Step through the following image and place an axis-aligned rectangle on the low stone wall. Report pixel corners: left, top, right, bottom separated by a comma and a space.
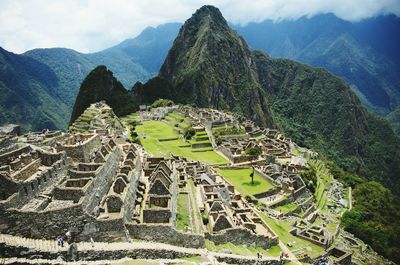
215, 255, 281, 265
143, 208, 171, 223
126, 223, 205, 248
58, 135, 100, 162
254, 187, 281, 199
0, 156, 66, 210
191, 142, 212, 148
0, 242, 198, 261
1, 204, 95, 240
12, 159, 41, 181
254, 168, 278, 186
0, 146, 31, 165
206, 228, 278, 249
218, 147, 257, 164
91, 218, 125, 242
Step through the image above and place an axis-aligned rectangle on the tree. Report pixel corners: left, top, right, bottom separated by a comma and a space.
184, 127, 195, 140
245, 146, 262, 157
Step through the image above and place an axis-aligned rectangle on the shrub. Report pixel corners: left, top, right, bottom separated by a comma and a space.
184, 127, 196, 140
245, 146, 262, 157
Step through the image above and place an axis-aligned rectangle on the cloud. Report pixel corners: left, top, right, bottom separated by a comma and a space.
0, 0, 399, 54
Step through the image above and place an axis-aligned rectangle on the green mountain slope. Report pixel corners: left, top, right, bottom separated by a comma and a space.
69, 65, 137, 125
24, 47, 150, 107
157, 6, 273, 127
0, 47, 69, 131
235, 14, 400, 119
253, 51, 400, 188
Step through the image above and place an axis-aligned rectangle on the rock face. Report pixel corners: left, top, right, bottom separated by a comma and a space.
158, 5, 274, 127
69, 66, 136, 125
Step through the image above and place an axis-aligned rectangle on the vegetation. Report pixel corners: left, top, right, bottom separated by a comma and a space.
215, 168, 274, 197
258, 212, 324, 258
157, 6, 274, 127
176, 193, 191, 232
70, 66, 139, 125
205, 240, 281, 257
0, 47, 70, 131
134, 119, 227, 164
150, 98, 174, 108
245, 146, 262, 157
183, 127, 196, 140
341, 181, 400, 263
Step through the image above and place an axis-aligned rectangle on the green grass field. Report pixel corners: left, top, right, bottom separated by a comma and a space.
135, 120, 227, 165
273, 203, 298, 214
176, 193, 190, 232
215, 168, 275, 197
205, 240, 281, 257
258, 212, 324, 258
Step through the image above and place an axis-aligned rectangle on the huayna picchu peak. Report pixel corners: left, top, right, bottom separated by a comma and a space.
1, 3, 400, 265
155, 5, 275, 127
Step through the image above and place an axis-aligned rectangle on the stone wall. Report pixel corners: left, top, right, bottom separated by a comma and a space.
58, 135, 101, 162
91, 218, 125, 242
217, 146, 256, 164
206, 227, 278, 249
143, 209, 171, 223
1, 204, 95, 240
0, 146, 31, 165
0, 242, 198, 261
82, 146, 123, 215
255, 168, 279, 186
0, 156, 66, 210
12, 159, 41, 181
123, 160, 141, 222
254, 187, 281, 199
126, 223, 205, 248
215, 255, 281, 265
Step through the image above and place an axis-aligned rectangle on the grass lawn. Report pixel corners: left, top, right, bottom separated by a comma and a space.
258, 212, 324, 258
274, 203, 298, 214
135, 120, 227, 165
176, 193, 190, 232
215, 168, 274, 197
188, 179, 203, 234
205, 240, 281, 257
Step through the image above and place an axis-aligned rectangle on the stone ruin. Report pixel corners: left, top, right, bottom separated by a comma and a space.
0, 103, 357, 264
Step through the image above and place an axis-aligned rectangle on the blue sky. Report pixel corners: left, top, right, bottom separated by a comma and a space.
1, 0, 399, 54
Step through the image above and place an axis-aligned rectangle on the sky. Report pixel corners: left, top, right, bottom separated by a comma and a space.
1, 0, 399, 54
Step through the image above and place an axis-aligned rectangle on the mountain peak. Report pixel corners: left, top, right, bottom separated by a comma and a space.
158, 5, 274, 127
191, 5, 225, 22
69, 65, 136, 125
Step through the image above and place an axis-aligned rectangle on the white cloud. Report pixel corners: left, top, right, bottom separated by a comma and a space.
0, 0, 399, 54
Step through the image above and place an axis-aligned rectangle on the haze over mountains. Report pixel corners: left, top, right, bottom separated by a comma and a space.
0, 11, 399, 132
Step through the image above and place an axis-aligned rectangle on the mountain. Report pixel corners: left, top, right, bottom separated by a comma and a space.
0, 24, 179, 131
234, 14, 400, 117
142, 5, 400, 190
23, 47, 150, 108
128, 6, 400, 261
0, 47, 69, 131
69, 65, 137, 125
103, 23, 181, 75
157, 6, 273, 127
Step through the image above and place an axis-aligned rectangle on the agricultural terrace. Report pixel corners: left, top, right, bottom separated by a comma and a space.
134, 117, 228, 165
